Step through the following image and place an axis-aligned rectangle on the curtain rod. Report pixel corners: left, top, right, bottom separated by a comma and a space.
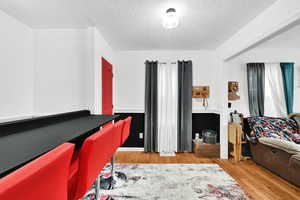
158, 62, 177, 64
144, 61, 177, 64
245, 62, 295, 65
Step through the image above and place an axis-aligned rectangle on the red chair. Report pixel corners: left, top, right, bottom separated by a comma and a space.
121, 117, 132, 145
0, 143, 75, 200
69, 124, 114, 200
108, 120, 125, 184
113, 120, 125, 152
104, 117, 132, 188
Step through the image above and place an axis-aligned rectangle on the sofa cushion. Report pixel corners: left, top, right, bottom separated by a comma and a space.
293, 116, 300, 128
259, 137, 300, 154
292, 116, 300, 143
291, 154, 300, 161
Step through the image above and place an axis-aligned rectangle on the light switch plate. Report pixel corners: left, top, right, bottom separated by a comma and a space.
139, 132, 143, 139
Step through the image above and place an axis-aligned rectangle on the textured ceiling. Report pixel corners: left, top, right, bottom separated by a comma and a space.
0, 0, 277, 50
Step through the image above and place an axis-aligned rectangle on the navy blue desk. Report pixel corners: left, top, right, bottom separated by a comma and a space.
0, 111, 117, 177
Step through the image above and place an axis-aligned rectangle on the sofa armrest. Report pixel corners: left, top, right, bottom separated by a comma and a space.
258, 138, 300, 154
288, 113, 300, 118
289, 155, 300, 187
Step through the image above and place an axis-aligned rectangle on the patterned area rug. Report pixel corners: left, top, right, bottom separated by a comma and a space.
91, 164, 251, 200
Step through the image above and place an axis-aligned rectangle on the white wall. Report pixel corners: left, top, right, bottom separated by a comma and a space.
114, 50, 222, 113
225, 48, 300, 116
0, 20, 115, 119
93, 28, 115, 114
0, 9, 34, 121
34, 27, 114, 115
34, 29, 90, 115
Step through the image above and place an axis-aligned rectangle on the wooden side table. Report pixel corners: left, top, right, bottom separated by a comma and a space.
228, 122, 245, 162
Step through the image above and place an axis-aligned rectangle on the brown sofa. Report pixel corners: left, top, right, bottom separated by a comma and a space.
250, 141, 300, 187
243, 114, 300, 187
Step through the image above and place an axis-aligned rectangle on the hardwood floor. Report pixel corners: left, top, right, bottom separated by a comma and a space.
115, 152, 300, 200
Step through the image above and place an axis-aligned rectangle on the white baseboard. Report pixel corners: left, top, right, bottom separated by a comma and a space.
117, 147, 144, 152
159, 152, 176, 157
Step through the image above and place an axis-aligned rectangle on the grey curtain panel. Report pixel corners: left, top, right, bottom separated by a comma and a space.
144, 61, 158, 152
178, 60, 193, 152
247, 63, 265, 117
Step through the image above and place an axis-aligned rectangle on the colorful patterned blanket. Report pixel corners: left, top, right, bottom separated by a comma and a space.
247, 117, 300, 144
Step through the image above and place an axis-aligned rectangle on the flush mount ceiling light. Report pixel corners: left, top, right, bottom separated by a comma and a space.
162, 8, 179, 29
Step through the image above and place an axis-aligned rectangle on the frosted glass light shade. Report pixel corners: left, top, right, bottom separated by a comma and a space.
162, 8, 179, 29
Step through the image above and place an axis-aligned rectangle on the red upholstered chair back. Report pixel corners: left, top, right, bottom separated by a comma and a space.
72, 125, 114, 200
121, 117, 132, 145
0, 143, 74, 200
113, 120, 125, 151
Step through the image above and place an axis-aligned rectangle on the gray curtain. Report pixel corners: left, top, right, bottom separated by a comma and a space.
144, 61, 158, 152
247, 63, 265, 117
178, 60, 193, 152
